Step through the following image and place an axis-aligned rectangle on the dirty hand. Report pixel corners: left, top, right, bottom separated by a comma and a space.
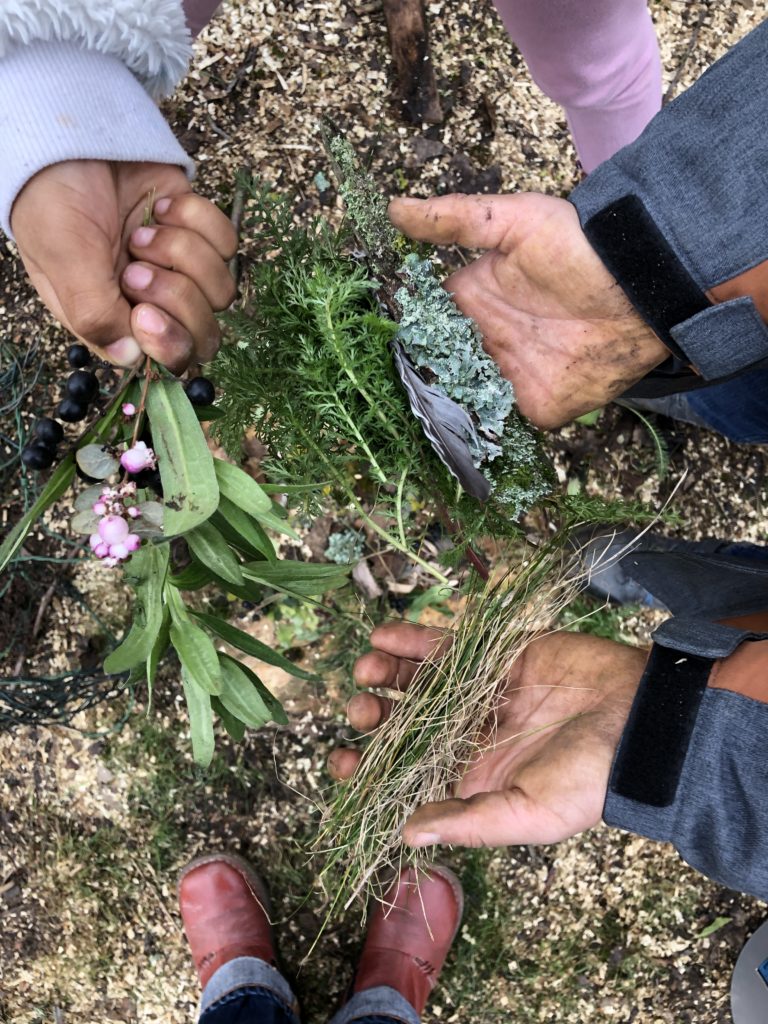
11, 160, 237, 373
389, 193, 668, 429
329, 623, 647, 848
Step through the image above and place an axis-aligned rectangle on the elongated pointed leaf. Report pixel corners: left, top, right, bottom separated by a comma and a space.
218, 654, 283, 728
211, 695, 246, 741
167, 585, 222, 695
221, 653, 288, 725
191, 611, 318, 680
186, 520, 244, 586
146, 379, 218, 534
103, 544, 169, 674
212, 497, 276, 561
182, 669, 215, 766
242, 559, 349, 598
169, 559, 216, 590
214, 458, 271, 515
0, 456, 75, 573
146, 606, 171, 708
250, 506, 300, 541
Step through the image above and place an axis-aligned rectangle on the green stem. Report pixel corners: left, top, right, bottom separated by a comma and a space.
395, 466, 408, 550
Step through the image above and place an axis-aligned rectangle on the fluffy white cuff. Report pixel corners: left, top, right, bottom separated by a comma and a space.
0, 0, 191, 97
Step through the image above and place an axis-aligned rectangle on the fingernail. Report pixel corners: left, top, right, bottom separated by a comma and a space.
132, 226, 156, 247
410, 832, 441, 847
105, 336, 141, 366
136, 305, 167, 335
123, 263, 153, 289
154, 197, 172, 215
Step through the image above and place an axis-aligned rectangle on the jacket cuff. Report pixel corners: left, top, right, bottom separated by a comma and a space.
0, 40, 195, 239
604, 623, 768, 900
569, 20, 768, 393
0, 0, 191, 98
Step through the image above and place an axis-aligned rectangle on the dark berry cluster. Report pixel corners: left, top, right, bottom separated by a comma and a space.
21, 344, 99, 472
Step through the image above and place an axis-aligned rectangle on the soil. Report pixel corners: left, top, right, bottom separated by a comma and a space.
2, 2, 768, 1023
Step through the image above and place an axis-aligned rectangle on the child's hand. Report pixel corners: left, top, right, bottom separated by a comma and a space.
11, 160, 237, 373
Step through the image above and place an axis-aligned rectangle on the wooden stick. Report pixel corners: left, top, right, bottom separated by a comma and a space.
382, 0, 443, 124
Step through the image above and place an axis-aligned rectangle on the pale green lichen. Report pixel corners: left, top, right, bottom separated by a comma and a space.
325, 529, 364, 565
328, 136, 399, 267
395, 253, 514, 462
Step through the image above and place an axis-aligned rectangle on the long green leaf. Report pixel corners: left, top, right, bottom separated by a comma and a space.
242, 559, 349, 598
214, 458, 271, 515
1, 383, 126, 573
146, 379, 219, 534
182, 669, 215, 766
218, 653, 287, 727
211, 695, 246, 741
103, 545, 170, 674
0, 456, 75, 573
250, 506, 300, 541
167, 585, 222, 695
212, 497, 276, 561
186, 520, 244, 586
146, 606, 171, 708
169, 559, 216, 590
221, 653, 288, 725
191, 611, 318, 680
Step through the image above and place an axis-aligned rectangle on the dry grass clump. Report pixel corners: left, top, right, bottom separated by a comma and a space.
312, 541, 586, 920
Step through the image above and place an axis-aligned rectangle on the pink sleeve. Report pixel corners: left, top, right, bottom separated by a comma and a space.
183, 0, 222, 36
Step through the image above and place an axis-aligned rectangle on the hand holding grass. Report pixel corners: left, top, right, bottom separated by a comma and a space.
389, 193, 668, 429
330, 622, 648, 849
12, 159, 237, 372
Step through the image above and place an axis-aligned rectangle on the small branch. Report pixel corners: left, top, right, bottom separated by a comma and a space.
382, 0, 443, 124
228, 170, 249, 284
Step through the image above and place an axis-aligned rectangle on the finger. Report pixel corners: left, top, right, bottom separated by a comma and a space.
353, 650, 422, 692
388, 194, 532, 252
347, 692, 393, 731
369, 622, 452, 661
403, 790, 553, 848
327, 747, 362, 781
122, 263, 221, 366
152, 193, 238, 260
128, 304, 193, 375
129, 225, 236, 310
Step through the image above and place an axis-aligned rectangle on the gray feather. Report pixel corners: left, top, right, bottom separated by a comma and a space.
392, 341, 491, 501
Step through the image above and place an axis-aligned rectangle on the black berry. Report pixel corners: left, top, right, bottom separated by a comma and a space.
34, 417, 64, 446
65, 370, 99, 403
67, 344, 92, 369
56, 397, 88, 422
185, 377, 215, 406
21, 444, 55, 470
131, 467, 163, 496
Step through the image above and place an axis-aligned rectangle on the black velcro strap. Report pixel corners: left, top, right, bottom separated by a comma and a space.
610, 644, 714, 807
584, 195, 710, 360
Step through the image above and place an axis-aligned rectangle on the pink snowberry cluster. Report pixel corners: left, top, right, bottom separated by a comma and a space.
120, 440, 156, 474
89, 480, 143, 568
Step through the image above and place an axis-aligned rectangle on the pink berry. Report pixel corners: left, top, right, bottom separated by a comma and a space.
98, 515, 129, 545
122, 402, 136, 417
120, 441, 156, 474
124, 534, 141, 552
109, 543, 129, 560
92, 501, 107, 516
94, 542, 110, 558
126, 506, 141, 518
89, 533, 101, 551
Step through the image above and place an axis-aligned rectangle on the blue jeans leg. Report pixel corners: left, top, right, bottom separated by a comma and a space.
198, 958, 300, 1024
628, 367, 768, 444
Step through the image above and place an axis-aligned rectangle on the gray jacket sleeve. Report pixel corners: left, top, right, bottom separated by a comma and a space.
0, 0, 223, 237
570, 19, 768, 393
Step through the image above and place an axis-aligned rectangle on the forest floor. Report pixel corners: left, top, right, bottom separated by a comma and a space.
2, 1, 768, 1022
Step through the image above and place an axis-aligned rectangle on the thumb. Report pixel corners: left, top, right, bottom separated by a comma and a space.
15, 218, 140, 368
388, 193, 527, 252
403, 790, 550, 848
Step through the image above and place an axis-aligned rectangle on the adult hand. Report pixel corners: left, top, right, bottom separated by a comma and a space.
389, 193, 668, 429
330, 623, 647, 848
11, 160, 237, 373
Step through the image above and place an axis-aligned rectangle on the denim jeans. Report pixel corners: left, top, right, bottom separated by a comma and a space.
628, 366, 768, 444
197, 958, 420, 1024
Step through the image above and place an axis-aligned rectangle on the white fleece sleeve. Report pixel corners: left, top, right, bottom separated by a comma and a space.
0, 39, 195, 238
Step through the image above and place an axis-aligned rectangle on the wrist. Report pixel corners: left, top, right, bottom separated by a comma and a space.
709, 265, 768, 325
709, 638, 768, 702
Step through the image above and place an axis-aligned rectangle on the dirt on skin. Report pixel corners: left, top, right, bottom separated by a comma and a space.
2, 2, 768, 1023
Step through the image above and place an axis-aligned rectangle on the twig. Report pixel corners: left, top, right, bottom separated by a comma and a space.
664, 5, 708, 104
228, 171, 249, 284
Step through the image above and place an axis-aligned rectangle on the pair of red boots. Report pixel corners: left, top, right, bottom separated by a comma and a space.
179, 854, 463, 1018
